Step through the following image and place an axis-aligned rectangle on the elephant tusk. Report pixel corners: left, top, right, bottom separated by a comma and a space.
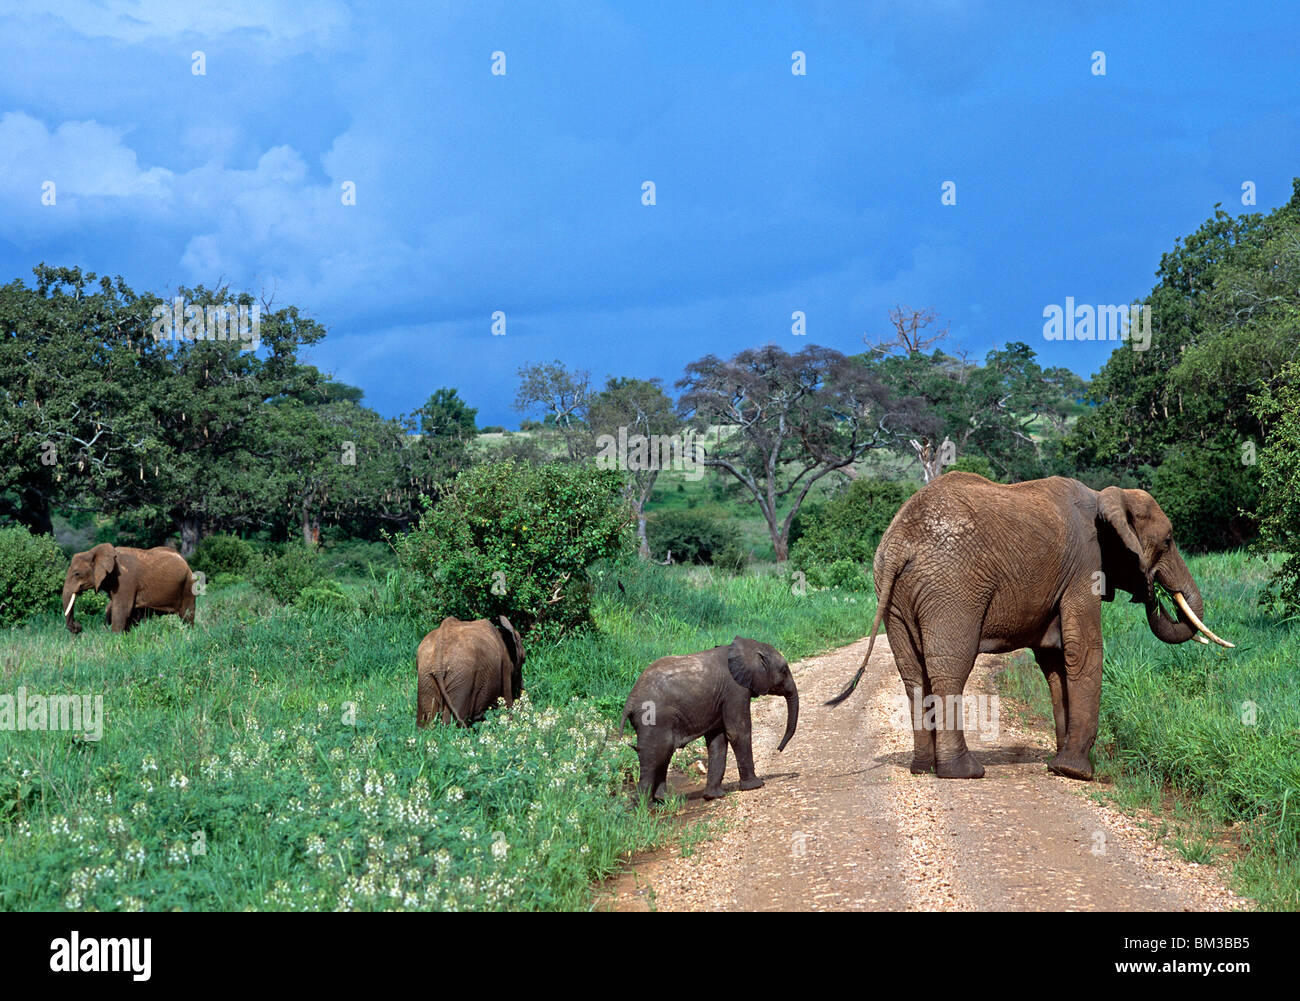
64, 595, 76, 617
1193, 635, 1210, 645
1173, 592, 1235, 648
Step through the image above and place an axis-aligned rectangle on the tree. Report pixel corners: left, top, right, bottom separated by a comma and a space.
863, 309, 1083, 482
513, 360, 590, 460
0, 266, 163, 535
1064, 179, 1300, 548
587, 377, 678, 557
677, 343, 902, 562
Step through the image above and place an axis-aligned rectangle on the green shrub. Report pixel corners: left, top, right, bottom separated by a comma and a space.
252, 545, 326, 605
824, 558, 871, 590
945, 455, 998, 480
0, 526, 66, 627
1151, 441, 1259, 552
1253, 362, 1300, 615
790, 478, 914, 587
396, 460, 633, 633
646, 507, 741, 566
319, 539, 396, 579
190, 534, 256, 576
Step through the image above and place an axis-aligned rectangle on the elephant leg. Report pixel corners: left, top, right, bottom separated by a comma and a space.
1032, 647, 1069, 755
181, 589, 196, 625
1050, 597, 1103, 780
109, 598, 129, 634
722, 700, 764, 792
635, 740, 657, 799
920, 622, 983, 779
889, 620, 934, 774
703, 729, 730, 799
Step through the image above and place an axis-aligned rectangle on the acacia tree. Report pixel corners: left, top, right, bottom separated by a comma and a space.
513, 360, 590, 460
587, 377, 678, 558
677, 343, 907, 562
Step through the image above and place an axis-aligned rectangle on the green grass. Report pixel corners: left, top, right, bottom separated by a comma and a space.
996, 551, 1300, 910
0, 560, 870, 911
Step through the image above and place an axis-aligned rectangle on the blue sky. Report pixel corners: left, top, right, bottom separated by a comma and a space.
2, 1, 1297, 427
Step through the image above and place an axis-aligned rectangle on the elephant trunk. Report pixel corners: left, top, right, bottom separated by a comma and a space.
776, 685, 799, 752
1145, 547, 1202, 645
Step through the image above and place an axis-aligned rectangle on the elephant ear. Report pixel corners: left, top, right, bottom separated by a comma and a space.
1097, 487, 1152, 598
496, 615, 524, 667
1097, 488, 1146, 567
90, 545, 118, 590
727, 637, 773, 695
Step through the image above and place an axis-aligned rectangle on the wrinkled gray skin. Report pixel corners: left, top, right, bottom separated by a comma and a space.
63, 543, 196, 634
621, 637, 799, 801
416, 615, 525, 727
827, 473, 1232, 781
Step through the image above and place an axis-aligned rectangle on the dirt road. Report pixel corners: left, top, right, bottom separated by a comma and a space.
601, 636, 1245, 911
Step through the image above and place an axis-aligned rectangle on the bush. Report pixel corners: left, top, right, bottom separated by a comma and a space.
396, 460, 633, 634
1151, 441, 1259, 552
824, 558, 872, 590
0, 526, 66, 627
251, 545, 326, 605
190, 534, 256, 577
945, 455, 998, 480
790, 478, 914, 587
1254, 362, 1300, 614
319, 539, 396, 579
646, 507, 741, 566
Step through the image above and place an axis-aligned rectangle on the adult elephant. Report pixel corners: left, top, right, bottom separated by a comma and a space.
827, 472, 1233, 781
415, 615, 525, 727
63, 543, 197, 634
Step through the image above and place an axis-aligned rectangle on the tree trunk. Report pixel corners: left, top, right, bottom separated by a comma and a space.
179, 514, 202, 557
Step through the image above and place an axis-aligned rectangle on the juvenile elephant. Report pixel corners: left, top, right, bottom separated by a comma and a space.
63, 544, 196, 634
415, 615, 525, 727
621, 637, 799, 801
827, 472, 1233, 781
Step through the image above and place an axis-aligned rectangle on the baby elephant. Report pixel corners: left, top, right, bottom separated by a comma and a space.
416, 615, 525, 727
621, 637, 799, 801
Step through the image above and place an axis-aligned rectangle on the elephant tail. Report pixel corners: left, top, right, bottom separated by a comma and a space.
824, 555, 906, 708
617, 706, 640, 750
430, 671, 466, 727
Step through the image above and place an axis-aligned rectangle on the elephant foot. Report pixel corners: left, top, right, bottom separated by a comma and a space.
935, 751, 985, 779
909, 752, 936, 774
738, 776, 765, 791
1048, 752, 1094, 781
702, 786, 726, 800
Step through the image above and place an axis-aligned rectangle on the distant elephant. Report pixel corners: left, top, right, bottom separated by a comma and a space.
621, 637, 799, 801
415, 615, 525, 727
63, 544, 197, 635
827, 472, 1233, 781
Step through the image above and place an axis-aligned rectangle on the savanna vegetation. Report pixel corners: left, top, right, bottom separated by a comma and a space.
1, 181, 1299, 909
